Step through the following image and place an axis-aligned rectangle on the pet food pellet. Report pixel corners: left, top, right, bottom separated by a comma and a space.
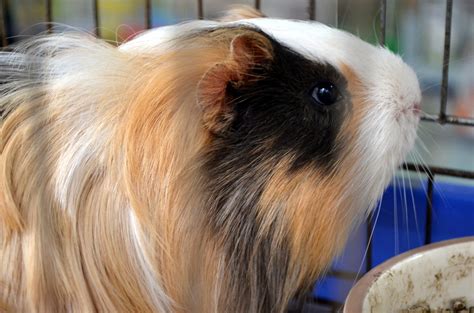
408, 303, 430, 313
453, 300, 467, 311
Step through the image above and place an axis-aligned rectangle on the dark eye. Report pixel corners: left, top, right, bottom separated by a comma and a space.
311, 82, 339, 106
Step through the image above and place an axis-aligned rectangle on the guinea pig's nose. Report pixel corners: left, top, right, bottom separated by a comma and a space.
411, 102, 422, 115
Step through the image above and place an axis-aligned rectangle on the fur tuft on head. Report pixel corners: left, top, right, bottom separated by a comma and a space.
218, 5, 266, 22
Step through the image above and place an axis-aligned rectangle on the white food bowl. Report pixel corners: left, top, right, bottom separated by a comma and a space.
344, 236, 474, 312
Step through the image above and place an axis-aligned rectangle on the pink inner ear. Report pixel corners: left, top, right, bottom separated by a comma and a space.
198, 32, 273, 134
198, 64, 235, 134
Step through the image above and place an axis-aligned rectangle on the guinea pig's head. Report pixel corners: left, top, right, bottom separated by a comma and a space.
124, 16, 421, 298
199, 18, 422, 189
194, 21, 419, 235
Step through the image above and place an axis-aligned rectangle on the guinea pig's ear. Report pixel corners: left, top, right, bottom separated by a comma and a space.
197, 32, 273, 135
218, 5, 266, 22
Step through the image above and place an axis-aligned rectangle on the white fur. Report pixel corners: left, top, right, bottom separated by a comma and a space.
1, 17, 421, 312
129, 210, 172, 312
247, 19, 421, 220
122, 18, 421, 217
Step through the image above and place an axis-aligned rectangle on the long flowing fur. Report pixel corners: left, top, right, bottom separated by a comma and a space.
0, 29, 341, 313
0, 29, 291, 313
1, 33, 174, 312
1, 12, 421, 312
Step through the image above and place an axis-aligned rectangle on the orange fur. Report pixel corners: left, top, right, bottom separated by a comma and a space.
0, 20, 383, 312
0, 28, 277, 313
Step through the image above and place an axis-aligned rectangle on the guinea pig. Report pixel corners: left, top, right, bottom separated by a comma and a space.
0, 6, 421, 313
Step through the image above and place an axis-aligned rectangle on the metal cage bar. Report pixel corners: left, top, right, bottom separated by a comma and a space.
418, 0, 472, 128
421, 114, 474, 127
403, 163, 474, 180
255, 0, 261, 11
46, 0, 52, 33
93, 0, 100, 37
439, 0, 453, 123
424, 172, 435, 245
365, 217, 373, 272
0, 0, 7, 47
308, 0, 315, 21
312, 297, 343, 312
379, 0, 386, 46
145, 0, 152, 29
197, 0, 203, 20
313, 0, 471, 310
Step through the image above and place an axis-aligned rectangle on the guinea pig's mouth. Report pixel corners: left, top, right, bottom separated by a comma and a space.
401, 102, 422, 116
395, 102, 422, 122
412, 102, 422, 116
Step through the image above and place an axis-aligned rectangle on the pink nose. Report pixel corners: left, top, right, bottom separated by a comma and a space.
412, 102, 422, 115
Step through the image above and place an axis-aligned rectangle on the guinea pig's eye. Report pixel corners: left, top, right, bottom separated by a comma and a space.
311, 82, 339, 106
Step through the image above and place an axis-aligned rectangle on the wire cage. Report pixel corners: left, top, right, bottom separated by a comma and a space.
1, 0, 473, 312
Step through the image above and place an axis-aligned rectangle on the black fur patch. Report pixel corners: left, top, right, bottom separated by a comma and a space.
201, 28, 352, 312
225, 37, 350, 171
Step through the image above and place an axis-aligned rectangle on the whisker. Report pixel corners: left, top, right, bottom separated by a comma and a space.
421, 82, 442, 93
412, 150, 435, 182
371, 6, 380, 46
414, 134, 434, 156
400, 168, 411, 248
396, 15, 401, 56
393, 174, 399, 255
408, 155, 431, 207
352, 199, 383, 287
420, 111, 444, 122
409, 153, 442, 235
340, 0, 351, 29
405, 166, 422, 245
417, 124, 439, 148
412, 150, 453, 213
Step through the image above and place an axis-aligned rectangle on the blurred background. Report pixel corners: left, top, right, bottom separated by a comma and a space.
1, 0, 473, 311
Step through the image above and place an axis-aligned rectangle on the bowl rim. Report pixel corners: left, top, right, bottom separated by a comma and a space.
343, 236, 474, 313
